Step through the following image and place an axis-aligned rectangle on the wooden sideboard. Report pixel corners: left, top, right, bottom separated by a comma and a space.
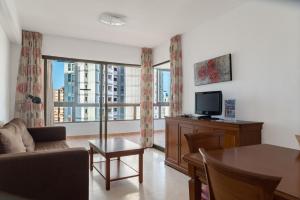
165, 117, 263, 174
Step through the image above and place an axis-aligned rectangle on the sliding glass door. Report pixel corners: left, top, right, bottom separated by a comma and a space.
46, 57, 141, 123
153, 61, 171, 149
44, 56, 141, 147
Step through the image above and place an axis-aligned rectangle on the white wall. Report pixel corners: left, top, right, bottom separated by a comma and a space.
153, 40, 169, 65
0, 0, 21, 123
154, 0, 300, 149
9, 43, 20, 119
0, 0, 21, 43
43, 34, 141, 65
0, 25, 11, 123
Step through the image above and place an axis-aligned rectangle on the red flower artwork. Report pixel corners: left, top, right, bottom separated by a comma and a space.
207, 60, 220, 83
198, 65, 207, 80
195, 54, 231, 86
197, 60, 220, 83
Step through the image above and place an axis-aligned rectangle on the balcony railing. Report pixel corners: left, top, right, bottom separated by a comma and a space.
53, 102, 169, 123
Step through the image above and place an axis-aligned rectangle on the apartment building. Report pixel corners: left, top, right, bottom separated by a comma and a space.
53, 87, 64, 122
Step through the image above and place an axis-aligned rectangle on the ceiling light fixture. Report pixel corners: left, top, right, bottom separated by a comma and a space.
99, 13, 126, 26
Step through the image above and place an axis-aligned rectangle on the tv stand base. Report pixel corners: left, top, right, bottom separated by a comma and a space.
197, 116, 219, 120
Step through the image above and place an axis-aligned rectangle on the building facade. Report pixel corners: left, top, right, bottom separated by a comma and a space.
53, 87, 64, 122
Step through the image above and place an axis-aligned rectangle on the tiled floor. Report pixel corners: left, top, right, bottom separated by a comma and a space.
67, 136, 189, 200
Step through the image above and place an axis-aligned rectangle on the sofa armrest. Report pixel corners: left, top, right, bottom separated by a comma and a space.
27, 126, 66, 142
0, 148, 89, 200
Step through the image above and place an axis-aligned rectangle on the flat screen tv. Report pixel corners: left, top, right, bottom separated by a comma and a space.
195, 91, 222, 118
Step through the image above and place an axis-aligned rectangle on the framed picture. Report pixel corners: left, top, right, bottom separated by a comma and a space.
224, 99, 236, 120
194, 54, 232, 86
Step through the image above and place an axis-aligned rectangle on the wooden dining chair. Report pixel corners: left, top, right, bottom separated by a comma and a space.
184, 131, 224, 200
199, 148, 282, 200
184, 131, 224, 153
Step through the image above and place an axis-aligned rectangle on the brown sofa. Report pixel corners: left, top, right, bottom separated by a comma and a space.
0, 119, 89, 200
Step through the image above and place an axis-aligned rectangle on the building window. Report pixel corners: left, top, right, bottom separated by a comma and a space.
108, 97, 112, 102
68, 74, 72, 82
114, 77, 117, 81
113, 97, 118, 102
85, 73, 88, 78
114, 87, 117, 92
107, 85, 112, 91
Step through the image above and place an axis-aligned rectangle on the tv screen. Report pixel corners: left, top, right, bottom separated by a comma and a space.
195, 91, 222, 116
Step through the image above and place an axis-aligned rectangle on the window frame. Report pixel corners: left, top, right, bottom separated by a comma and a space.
43, 55, 141, 123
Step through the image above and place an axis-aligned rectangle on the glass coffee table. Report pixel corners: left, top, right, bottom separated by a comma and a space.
89, 138, 144, 190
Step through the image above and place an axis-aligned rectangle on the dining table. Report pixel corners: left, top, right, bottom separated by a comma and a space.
183, 144, 300, 200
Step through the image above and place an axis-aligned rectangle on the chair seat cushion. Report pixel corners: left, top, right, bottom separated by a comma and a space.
0, 123, 26, 154
35, 141, 69, 151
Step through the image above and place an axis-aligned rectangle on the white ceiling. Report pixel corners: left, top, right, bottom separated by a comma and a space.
14, 0, 245, 47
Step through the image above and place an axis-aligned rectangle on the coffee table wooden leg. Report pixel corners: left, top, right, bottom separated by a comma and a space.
105, 157, 110, 190
139, 153, 143, 183
89, 147, 93, 171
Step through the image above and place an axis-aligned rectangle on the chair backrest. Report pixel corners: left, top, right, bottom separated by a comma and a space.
199, 149, 281, 200
184, 131, 224, 153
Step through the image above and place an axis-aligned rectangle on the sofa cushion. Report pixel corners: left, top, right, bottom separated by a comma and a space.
0, 123, 26, 154
35, 141, 69, 152
10, 118, 35, 152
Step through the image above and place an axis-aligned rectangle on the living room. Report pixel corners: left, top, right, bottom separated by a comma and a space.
0, 0, 299, 200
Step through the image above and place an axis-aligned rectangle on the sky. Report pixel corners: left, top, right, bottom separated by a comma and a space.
52, 61, 64, 89
162, 71, 170, 94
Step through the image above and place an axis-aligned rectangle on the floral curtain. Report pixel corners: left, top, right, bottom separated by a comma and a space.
14, 30, 44, 128
140, 48, 153, 148
170, 35, 183, 116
